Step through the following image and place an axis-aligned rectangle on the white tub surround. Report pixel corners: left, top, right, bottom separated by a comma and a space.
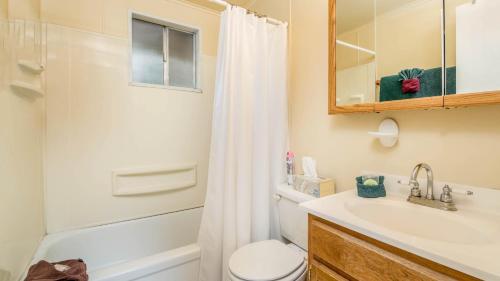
29, 208, 203, 281
90, 245, 200, 281
301, 173, 500, 281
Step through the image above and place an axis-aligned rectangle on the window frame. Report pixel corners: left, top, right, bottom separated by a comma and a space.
129, 11, 202, 93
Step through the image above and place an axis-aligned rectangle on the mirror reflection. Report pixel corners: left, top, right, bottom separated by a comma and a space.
336, 0, 444, 105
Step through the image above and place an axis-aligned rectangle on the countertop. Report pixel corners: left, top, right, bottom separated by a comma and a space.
300, 178, 500, 281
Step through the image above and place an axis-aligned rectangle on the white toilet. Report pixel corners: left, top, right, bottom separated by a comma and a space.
228, 184, 315, 281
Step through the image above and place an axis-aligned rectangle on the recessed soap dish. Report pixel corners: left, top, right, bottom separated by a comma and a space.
10, 81, 44, 98
18, 60, 45, 74
369, 118, 399, 147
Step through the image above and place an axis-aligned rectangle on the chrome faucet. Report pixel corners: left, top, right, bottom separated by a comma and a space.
409, 163, 434, 200
406, 163, 457, 211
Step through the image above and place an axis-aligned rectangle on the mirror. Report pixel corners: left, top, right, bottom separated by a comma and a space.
334, 0, 444, 107
445, 0, 500, 95
335, 0, 376, 106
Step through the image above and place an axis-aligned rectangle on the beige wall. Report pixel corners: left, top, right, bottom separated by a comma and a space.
0, 0, 7, 20
0, 0, 41, 21
290, 0, 500, 192
9, 0, 40, 21
42, 0, 219, 233
0, 19, 45, 281
247, 0, 290, 22
1, 0, 41, 21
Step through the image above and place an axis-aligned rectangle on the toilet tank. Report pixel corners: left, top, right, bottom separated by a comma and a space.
276, 184, 316, 250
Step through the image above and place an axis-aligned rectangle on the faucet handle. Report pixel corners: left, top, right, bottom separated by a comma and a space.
440, 185, 453, 203
399, 178, 421, 197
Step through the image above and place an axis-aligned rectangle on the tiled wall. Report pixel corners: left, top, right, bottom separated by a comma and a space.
40, 0, 219, 55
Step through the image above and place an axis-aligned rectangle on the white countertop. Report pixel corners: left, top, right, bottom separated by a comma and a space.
300, 174, 500, 281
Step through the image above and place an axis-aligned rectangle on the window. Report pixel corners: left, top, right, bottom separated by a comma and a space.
131, 14, 199, 90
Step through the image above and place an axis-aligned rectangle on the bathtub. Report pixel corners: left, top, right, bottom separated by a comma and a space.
29, 207, 203, 281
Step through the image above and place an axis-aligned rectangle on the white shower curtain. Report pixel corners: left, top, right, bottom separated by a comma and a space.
198, 6, 288, 281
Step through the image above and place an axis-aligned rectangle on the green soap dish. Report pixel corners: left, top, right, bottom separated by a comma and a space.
356, 176, 386, 198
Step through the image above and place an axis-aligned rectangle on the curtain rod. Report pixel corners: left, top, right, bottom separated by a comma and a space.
209, 0, 286, 26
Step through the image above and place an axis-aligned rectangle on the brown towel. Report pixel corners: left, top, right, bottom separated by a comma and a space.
24, 259, 88, 281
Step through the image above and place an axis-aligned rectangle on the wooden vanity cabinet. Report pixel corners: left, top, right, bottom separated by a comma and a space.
307, 215, 481, 281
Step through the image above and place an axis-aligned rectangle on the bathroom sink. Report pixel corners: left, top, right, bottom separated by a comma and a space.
344, 199, 496, 244
301, 179, 500, 280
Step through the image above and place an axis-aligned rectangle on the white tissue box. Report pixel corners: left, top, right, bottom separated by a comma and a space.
293, 175, 335, 198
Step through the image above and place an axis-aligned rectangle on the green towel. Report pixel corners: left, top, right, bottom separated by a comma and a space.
446, 67, 456, 95
380, 67, 457, 102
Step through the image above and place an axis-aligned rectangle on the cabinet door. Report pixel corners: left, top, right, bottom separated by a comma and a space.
310, 219, 453, 281
310, 262, 348, 281
330, 0, 445, 114
443, 0, 500, 108
308, 215, 480, 281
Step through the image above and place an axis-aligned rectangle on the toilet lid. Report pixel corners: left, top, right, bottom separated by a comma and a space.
229, 240, 305, 281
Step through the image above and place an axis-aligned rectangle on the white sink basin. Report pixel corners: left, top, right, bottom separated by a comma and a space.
344, 199, 497, 244
300, 177, 500, 280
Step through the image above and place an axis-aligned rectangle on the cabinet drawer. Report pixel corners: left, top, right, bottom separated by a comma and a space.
310, 219, 455, 281
310, 261, 348, 281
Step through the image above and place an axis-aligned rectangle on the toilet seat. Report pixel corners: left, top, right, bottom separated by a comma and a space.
228, 261, 307, 281
228, 240, 306, 281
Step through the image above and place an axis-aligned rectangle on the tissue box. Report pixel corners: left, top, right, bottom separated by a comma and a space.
293, 175, 335, 198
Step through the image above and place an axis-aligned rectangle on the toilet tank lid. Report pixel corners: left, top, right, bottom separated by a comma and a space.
229, 240, 305, 281
277, 184, 316, 203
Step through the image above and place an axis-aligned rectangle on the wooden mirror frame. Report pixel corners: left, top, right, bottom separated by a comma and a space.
328, 0, 500, 115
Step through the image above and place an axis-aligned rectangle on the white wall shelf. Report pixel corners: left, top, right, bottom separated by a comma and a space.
112, 164, 198, 196
336, 40, 376, 56
10, 81, 44, 98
